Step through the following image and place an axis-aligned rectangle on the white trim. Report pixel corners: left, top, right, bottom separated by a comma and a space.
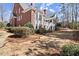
20, 15, 22, 20
16, 10, 17, 14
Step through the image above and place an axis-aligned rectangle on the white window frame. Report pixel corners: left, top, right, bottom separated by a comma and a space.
19, 16, 20, 21
17, 16, 20, 21
19, 8, 20, 14
20, 15, 22, 20
16, 10, 17, 14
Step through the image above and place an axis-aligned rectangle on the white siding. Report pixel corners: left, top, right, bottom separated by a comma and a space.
34, 10, 56, 31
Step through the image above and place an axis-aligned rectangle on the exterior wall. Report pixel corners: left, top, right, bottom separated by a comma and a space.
35, 11, 46, 30
20, 10, 31, 25
10, 3, 56, 31
10, 3, 23, 26
10, 3, 32, 26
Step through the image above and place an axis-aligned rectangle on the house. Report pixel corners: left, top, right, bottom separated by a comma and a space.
10, 3, 57, 31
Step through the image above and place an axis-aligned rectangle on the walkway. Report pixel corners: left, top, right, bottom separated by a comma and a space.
0, 30, 12, 47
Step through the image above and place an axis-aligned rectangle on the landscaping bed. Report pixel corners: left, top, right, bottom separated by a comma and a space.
54, 29, 79, 41
5, 27, 34, 38
0, 32, 78, 56
0, 28, 79, 56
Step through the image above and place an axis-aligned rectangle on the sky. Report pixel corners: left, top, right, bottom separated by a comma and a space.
3, 3, 13, 22
0, 3, 61, 22
35, 3, 61, 16
0, 3, 13, 22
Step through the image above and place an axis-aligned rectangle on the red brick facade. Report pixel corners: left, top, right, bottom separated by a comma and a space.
10, 3, 35, 26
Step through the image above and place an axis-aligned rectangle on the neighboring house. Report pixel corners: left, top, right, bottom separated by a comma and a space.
10, 3, 57, 31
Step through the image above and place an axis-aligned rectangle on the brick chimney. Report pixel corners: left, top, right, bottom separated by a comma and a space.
30, 3, 35, 9
43, 9, 47, 14
30, 3, 33, 6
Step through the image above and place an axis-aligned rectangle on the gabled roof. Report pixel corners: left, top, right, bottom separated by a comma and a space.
19, 3, 46, 17
20, 3, 37, 13
20, 3, 29, 10
20, 3, 44, 14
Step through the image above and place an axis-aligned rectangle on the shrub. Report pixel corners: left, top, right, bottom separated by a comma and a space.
39, 27, 46, 34
69, 22, 78, 29
5, 27, 14, 33
35, 29, 40, 34
35, 27, 46, 34
6, 23, 12, 27
0, 22, 5, 28
62, 44, 79, 56
24, 22, 34, 29
14, 27, 27, 37
55, 23, 61, 31
6, 27, 34, 38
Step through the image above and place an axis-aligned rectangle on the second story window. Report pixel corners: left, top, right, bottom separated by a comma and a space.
20, 15, 22, 20
17, 16, 20, 21
16, 10, 17, 14
19, 8, 20, 14
19, 16, 20, 21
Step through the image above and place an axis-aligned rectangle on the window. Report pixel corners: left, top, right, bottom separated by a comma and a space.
19, 8, 20, 14
17, 17, 18, 21
13, 13, 17, 16
17, 16, 20, 21
36, 13, 38, 20
46, 20, 48, 22
20, 15, 22, 20
19, 16, 20, 21
51, 26, 52, 30
16, 10, 17, 14
39, 14, 42, 20
50, 20, 52, 22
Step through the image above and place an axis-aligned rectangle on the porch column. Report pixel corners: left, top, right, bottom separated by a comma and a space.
37, 12, 39, 29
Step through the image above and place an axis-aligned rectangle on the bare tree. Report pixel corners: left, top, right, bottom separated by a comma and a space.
74, 3, 78, 29
60, 3, 79, 29
60, 3, 66, 27
0, 4, 5, 22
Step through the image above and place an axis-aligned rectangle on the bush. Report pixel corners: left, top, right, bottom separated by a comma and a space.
55, 23, 61, 30
24, 22, 34, 29
69, 22, 77, 29
62, 44, 79, 56
6, 23, 12, 27
5, 27, 14, 33
0, 22, 5, 28
35, 30, 40, 34
35, 27, 46, 34
39, 27, 46, 34
6, 27, 34, 38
